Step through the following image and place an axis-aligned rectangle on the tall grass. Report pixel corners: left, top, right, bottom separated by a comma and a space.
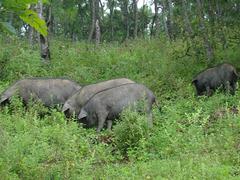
0, 36, 240, 179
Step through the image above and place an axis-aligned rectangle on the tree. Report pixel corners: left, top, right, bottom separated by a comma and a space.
181, 0, 192, 37
107, 0, 115, 40
88, 0, 101, 43
133, 0, 138, 39
151, 0, 161, 36
120, 0, 130, 40
37, 0, 50, 61
196, 0, 214, 61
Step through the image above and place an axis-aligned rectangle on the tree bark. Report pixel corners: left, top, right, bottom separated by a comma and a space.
162, 0, 170, 40
121, 0, 129, 40
29, 26, 34, 47
181, 0, 193, 36
37, 0, 50, 62
95, 19, 100, 45
152, 0, 160, 36
215, 1, 227, 49
133, 0, 138, 39
108, 0, 115, 40
88, 0, 96, 42
166, 0, 174, 40
196, 0, 214, 62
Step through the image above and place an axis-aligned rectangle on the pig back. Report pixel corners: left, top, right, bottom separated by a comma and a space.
85, 83, 155, 116
1, 78, 81, 107
75, 78, 135, 107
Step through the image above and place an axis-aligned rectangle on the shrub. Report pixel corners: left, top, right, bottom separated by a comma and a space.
113, 109, 150, 160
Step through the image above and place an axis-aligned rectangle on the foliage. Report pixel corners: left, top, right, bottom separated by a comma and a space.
0, 0, 48, 36
113, 109, 150, 160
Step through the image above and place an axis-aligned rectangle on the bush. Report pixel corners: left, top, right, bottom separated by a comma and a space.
113, 109, 151, 160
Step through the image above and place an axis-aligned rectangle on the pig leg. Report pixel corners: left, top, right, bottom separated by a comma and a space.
147, 111, 153, 128
230, 81, 237, 95
146, 101, 153, 128
107, 120, 113, 130
223, 81, 231, 94
96, 111, 109, 133
206, 86, 212, 96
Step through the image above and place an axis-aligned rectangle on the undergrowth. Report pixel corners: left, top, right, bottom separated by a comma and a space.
0, 36, 240, 179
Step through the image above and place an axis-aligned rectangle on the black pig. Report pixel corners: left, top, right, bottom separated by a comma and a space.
0, 78, 81, 107
192, 63, 238, 96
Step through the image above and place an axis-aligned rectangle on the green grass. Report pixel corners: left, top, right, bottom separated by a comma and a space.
0, 35, 240, 179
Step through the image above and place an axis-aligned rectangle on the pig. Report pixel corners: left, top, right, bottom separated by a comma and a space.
192, 63, 239, 96
65, 83, 156, 132
0, 78, 82, 107
62, 78, 135, 118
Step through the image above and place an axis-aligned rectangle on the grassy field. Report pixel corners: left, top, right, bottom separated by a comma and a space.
0, 36, 240, 179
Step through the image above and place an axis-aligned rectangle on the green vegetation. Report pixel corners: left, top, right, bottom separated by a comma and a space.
0, 35, 240, 179
0, 0, 48, 36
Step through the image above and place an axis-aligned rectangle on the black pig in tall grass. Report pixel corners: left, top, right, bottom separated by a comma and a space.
0, 78, 81, 107
63, 81, 155, 132
62, 78, 135, 119
192, 63, 239, 96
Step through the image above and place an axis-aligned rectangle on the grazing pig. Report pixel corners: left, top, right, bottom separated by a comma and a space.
0, 78, 81, 107
66, 83, 156, 132
192, 63, 239, 96
62, 78, 135, 118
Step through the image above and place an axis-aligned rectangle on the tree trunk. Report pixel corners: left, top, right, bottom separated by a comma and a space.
166, 0, 174, 40
133, 0, 138, 39
28, 4, 37, 47
29, 26, 34, 47
46, 4, 53, 35
88, 0, 96, 42
108, 0, 115, 40
152, 0, 160, 36
162, 0, 170, 40
95, 19, 100, 45
121, 0, 129, 40
37, 0, 50, 62
215, 1, 227, 49
141, 0, 146, 38
196, 0, 214, 62
182, 0, 193, 36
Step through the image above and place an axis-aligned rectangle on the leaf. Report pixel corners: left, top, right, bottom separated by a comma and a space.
0, 22, 17, 34
19, 10, 48, 36
2, 0, 32, 11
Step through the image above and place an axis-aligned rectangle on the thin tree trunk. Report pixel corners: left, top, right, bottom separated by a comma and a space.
162, 0, 170, 40
8, 12, 13, 25
122, 0, 129, 40
166, 0, 174, 40
46, 4, 52, 35
37, 0, 50, 62
108, 0, 115, 40
215, 1, 227, 49
182, 0, 193, 36
29, 26, 34, 47
88, 0, 96, 42
196, 0, 214, 62
150, 0, 157, 36
95, 19, 100, 45
153, 0, 160, 36
141, 0, 146, 38
133, 0, 138, 39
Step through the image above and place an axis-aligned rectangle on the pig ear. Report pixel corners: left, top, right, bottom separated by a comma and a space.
0, 96, 9, 104
62, 103, 70, 113
78, 108, 88, 119
192, 79, 198, 84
